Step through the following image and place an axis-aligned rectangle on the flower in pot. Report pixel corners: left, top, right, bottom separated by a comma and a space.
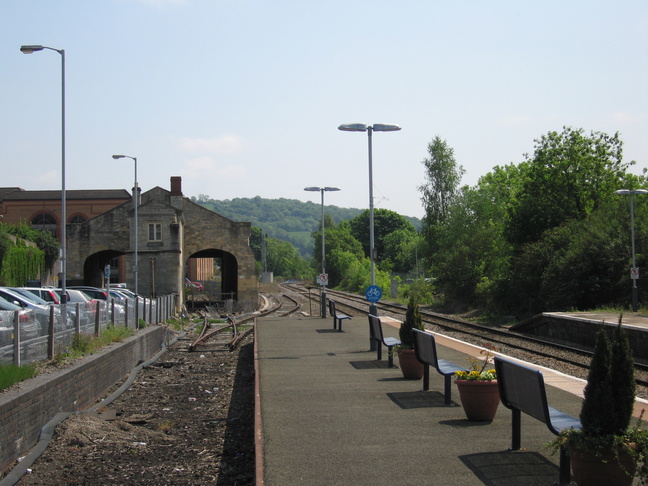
549, 315, 648, 485
394, 295, 425, 379
454, 345, 499, 421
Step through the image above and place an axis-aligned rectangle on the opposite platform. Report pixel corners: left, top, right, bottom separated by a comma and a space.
256, 315, 596, 486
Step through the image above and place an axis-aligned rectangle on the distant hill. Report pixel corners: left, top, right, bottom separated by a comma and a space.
191, 195, 421, 258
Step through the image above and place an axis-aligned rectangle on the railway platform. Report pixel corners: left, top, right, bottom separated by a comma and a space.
255, 314, 648, 486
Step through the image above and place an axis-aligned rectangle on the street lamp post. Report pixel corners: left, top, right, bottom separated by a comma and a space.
21, 44, 67, 313
615, 189, 648, 312
112, 155, 139, 296
304, 186, 341, 318
338, 123, 401, 315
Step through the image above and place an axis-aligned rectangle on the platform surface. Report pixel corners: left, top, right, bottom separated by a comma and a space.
255, 314, 643, 485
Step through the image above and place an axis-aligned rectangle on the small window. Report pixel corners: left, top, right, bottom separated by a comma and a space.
31, 212, 57, 237
70, 215, 87, 224
148, 223, 162, 242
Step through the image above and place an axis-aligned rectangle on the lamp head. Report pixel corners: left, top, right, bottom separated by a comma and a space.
20, 45, 44, 54
338, 123, 368, 132
616, 189, 648, 196
323, 187, 341, 192
372, 124, 401, 132
304, 187, 321, 192
112, 155, 125, 160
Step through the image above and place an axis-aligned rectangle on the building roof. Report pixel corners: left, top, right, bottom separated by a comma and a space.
0, 188, 131, 201
0, 187, 25, 199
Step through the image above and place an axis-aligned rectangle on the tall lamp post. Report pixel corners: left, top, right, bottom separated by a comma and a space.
338, 123, 401, 315
304, 186, 341, 318
112, 155, 139, 296
615, 188, 648, 312
20, 44, 67, 312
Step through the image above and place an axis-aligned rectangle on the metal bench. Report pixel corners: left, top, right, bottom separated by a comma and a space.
328, 299, 351, 331
368, 314, 401, 368
495, 356, 582, 485
412, 329, 467, 405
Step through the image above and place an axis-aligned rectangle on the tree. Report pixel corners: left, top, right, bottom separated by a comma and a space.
347, 208, 416, 269
311, 219, 364, 287
419, 135, 465, 231
507, 127, 631, 246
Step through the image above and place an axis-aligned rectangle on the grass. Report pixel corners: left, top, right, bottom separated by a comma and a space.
54, 325, 136, 364
0, 363, 38, 392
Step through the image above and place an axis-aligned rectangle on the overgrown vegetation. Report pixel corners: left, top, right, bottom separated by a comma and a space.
54, 325, 135, 364
0, 221, 59, 286
0, 363, 38, 391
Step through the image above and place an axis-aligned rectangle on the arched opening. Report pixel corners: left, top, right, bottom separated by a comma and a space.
77, 250, 125, 288
185, 249, 238, 309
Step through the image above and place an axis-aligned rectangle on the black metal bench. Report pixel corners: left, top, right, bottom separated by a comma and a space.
368, 314, 401, 368
494, 356, 582, 486
328, 299, 351, 332
413, 329, 467, 405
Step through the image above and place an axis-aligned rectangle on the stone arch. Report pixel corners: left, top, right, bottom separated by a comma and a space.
185, 248, 239, 301
82, 250, 125, 288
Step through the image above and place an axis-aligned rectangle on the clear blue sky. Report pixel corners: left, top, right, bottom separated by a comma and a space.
1, 0, 646, 220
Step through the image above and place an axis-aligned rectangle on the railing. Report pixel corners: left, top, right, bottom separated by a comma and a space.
0, 294, 178, 367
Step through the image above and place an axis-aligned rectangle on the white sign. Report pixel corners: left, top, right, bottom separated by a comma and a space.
317, 273, 329, 286
631, 267, 640, 280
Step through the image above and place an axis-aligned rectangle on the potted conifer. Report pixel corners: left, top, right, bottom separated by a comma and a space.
394, 295, 425, 379
550, 316, 648, 485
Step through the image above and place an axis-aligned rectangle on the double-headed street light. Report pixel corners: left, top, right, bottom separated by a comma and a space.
21, 44, 67, 310
113, 155, 139, 296
304, 186, 341, 318
615, 188, 648, 312
338, 123, 401, 315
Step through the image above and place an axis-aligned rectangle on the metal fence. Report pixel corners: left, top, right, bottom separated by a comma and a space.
0, 294, 178, 367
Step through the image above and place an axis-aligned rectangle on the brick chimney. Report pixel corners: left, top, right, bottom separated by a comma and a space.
171, 176, 183, 196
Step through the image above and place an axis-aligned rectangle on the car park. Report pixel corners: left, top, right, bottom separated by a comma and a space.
0, 287, 70, 332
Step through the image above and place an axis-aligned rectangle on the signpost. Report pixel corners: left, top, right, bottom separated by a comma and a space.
365, 285, 382, 315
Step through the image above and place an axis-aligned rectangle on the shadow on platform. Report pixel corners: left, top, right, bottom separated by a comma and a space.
460, 450, 560, 486
387, 390, 460, 409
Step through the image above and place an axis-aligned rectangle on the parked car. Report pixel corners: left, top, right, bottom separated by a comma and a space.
185, 278, 204, 291
0, 287, 51, 312
60, 289, 125, 324
0, 287, 72, 332
109, 290, 129, 304
0, 295, 40, 341
67, 286, 108, 301
15, 287, 61, 305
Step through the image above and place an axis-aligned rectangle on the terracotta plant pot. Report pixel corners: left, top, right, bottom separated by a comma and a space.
397, 349, 424, 379
455, 379, 500, 421
570, 445, 637, 486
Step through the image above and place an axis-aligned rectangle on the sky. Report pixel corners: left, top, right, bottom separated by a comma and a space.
1, 0, 646, 220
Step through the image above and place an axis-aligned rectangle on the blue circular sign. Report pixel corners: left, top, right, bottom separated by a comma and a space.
365, 285, 382, 303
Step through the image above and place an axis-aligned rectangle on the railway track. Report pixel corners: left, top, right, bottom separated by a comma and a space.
188, 291, 301, 351
282, 283, 648, 398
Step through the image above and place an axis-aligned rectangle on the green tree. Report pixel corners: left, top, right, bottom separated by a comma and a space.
347, 208, 416, 269
507, 127, 631, 246
419, 136, 464, 258
311, 219, 364, 287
